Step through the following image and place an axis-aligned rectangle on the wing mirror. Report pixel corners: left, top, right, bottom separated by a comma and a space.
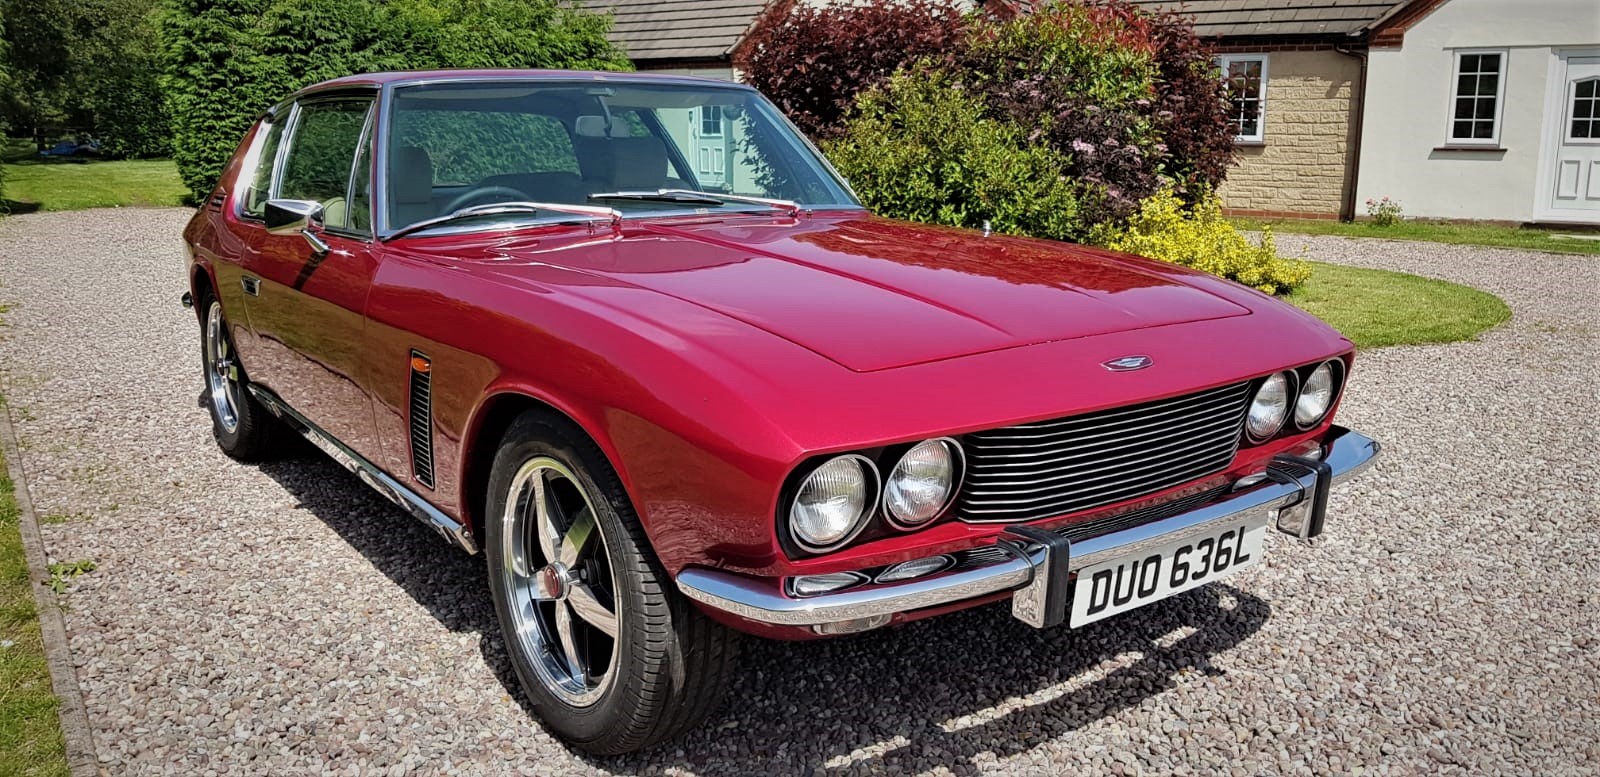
263, 198, 330, 256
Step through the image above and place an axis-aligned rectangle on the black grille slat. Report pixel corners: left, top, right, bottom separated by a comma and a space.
968, 394, 1246, 451
408, 352, 436, 489
957, 383, 1251, 523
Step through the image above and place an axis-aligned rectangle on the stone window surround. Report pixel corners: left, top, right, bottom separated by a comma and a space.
1218, 53, 1270, 144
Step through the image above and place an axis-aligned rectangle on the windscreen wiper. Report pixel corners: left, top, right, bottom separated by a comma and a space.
588, 189, 802, 216
385, 201, 621, 241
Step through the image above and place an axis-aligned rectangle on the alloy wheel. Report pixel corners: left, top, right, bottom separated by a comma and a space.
204, 301, 243, 434
501, 457, 622, 707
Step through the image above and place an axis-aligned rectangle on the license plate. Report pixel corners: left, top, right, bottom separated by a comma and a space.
1067, 522, 1266, 627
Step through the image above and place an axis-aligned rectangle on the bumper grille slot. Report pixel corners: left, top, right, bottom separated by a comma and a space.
958, 383, 1250, 523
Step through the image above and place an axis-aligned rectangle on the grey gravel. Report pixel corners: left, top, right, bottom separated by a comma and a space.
0, 209, 1596, 776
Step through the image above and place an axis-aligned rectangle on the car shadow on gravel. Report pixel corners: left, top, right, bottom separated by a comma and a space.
255, 449, 1270, 776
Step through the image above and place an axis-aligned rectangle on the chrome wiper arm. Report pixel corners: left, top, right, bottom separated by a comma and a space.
385, 201, 621, 241
588, 189, 803, 217
659, 189, 803, 216
587, 190, 726, 206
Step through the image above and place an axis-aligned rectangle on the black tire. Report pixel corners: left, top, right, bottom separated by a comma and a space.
198, 293, 286, 461
484, 410, 738, 754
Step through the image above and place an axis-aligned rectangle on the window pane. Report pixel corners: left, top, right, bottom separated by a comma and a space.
1476, 74, 1498, 97
241, 120, 285, 218
1454, 97, 1476, 119
1574, 119, 1594, 139
1472, 121, 1493, 139
348, 130, 373, 233
1574, 98, 1593, 120
1475, 98, 1496, 120
1578, 80, 1598, 99
1460, 54, 1481, 73
1453, 120, 1474, 138
1457, 74, 1476, 96
1478, 53, 1501, 73
280, 100, 371, 230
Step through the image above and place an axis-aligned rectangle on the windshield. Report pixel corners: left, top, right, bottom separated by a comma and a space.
382, 79, 861, 235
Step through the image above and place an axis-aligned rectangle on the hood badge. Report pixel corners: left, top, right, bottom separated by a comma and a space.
1102, 355, 1153, 372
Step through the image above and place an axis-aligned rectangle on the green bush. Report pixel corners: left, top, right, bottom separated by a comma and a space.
159, 0, 630, 202
823, 70, 1082, 241
1092, 187, 1312, 294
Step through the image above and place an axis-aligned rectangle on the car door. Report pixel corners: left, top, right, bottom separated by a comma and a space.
239, 93, 384, 456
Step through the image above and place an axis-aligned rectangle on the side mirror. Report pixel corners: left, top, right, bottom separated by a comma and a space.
263, 198, 330, 256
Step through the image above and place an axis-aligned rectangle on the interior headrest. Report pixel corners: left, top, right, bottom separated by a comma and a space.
391, 146, 434, 204
610, 136, 669, 191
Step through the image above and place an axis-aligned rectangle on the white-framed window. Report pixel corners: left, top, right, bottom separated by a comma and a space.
1447, 49, 1507, 145
1218, 54, 1269, 143
700, 105, 723, 137
1568, 77, 1599, 141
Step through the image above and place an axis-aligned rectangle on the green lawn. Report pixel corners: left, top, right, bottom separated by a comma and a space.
0, 417, 70, 777
1288, 262, 1512, 349
2, 156, 189, 212
1234, 216, 1600, 256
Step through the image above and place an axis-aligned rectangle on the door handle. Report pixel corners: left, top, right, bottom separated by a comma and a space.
241, 276, 261, 296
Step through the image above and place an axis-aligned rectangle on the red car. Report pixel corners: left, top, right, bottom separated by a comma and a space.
184, 70, 1380, 754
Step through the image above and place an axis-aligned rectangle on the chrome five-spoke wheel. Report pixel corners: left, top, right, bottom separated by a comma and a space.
501, 457, 621, 707
484, 410, 737, 754
204, 300, 243, 434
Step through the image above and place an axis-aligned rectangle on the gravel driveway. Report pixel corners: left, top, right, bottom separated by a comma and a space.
0, 208, 1595, 776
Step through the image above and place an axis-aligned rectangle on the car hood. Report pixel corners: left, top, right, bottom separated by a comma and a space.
483, 215, 1255, 372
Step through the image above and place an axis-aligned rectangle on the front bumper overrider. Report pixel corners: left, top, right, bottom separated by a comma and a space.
676, 426, 1381, 632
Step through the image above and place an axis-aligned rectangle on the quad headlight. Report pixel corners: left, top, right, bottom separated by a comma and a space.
1294, 360, 1343, 429
1246, 371, 1295, 442
788, 455, 877, 552
883, 438, 964, 529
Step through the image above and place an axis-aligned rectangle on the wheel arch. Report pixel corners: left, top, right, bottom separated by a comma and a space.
458, 389, 643, 549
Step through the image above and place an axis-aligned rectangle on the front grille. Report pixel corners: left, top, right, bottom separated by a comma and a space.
957, 382, 1251, 523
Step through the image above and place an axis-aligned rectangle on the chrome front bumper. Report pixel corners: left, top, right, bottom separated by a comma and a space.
676, 426, 1381, 631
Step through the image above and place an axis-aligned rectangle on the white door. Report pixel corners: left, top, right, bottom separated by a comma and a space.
689, 106, 727, 189
1546, 58, 1600, 220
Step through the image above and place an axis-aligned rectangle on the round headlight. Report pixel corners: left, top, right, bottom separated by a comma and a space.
884, 439, 962, 528
1294, 361, 1341, 428
1246, 372, 1294, 441
789, 455, 876, 551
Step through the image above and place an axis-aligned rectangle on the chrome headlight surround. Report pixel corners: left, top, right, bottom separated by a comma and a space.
882, 437, 966, 530
1245, 371, 1298, 443
785, 454, 880, 554
1293, 359, 1345, 430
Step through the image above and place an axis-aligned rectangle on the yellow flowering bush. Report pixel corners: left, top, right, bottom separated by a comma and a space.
1093, 187, 1312, 294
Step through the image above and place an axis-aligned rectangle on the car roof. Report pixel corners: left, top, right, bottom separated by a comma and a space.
296, 68, 752, 98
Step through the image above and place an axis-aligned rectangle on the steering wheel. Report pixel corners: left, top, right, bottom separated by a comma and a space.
442, 185, 534, 214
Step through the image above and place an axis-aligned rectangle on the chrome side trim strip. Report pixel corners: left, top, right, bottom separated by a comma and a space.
246, 384, 479, 554
676, 426, 1381, 627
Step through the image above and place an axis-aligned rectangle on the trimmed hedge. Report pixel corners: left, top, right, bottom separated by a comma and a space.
159, 0, 630, 202
824, 69, 1082, 241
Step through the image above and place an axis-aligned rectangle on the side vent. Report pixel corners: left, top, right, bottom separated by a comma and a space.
408, 351, 436, 489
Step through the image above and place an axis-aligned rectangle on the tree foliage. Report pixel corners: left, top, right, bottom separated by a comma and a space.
0, 0, 170, 157
745, 0, 1239, 236
824, 70, 1082, 241
158, 0, 629, 201
735, 0, 967, 139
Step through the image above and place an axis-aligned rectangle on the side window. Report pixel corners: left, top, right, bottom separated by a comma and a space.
349, 121, 374, 232
1217, 54, 1268, 143
240, 117, 286, 219
279, 98, 373, 232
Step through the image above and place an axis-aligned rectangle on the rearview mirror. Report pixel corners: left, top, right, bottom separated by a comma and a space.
263, 198, 330, 256
264, 198, 324, 235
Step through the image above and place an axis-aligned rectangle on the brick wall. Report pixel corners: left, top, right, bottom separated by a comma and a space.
1218, 50, 1359, 219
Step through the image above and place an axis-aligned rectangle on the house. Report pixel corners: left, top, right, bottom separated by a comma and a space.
1130, 1, 1412, 222
578, 0, 771, 80
588, 0, 1600, 225
1355, 0, 1600, 225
